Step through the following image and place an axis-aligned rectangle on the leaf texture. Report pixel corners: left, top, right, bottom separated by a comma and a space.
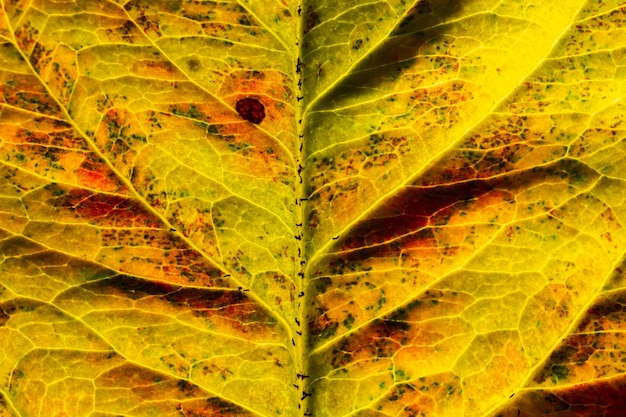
2, 1, 626, 416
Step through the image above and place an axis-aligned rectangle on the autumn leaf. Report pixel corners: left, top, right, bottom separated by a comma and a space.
2, 0, 626, 416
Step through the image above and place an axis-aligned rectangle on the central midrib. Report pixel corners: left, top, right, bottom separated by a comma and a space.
294, 2, 312, 415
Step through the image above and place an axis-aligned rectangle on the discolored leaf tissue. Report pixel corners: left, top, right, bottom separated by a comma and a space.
1, 0, 626, 416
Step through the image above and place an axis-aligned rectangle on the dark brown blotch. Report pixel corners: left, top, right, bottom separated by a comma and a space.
235, 97, 265, 124
187, 58, 200, 72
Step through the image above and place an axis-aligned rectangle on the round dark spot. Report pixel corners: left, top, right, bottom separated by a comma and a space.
236, 97, 265, 124
187, 58, 200, 71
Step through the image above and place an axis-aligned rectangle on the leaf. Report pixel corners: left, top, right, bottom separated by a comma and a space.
1, 0, 626, 416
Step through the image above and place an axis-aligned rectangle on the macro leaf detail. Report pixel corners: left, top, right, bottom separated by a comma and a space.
1, 1, 626, 416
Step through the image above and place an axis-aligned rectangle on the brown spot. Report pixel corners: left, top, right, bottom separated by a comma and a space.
187, 58, 200, 72
235, 97, 265, 124
304, 6, 321, 35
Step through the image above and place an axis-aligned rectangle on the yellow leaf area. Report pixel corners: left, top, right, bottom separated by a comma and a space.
0, 0, 299, 416
0, 1, 626, 417
303, 0, 626, 416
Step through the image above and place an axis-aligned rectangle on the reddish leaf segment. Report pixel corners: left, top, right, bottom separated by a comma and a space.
342, 180, 495, 249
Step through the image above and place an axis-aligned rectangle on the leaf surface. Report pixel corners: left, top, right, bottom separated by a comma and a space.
1, 0, 626, 416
